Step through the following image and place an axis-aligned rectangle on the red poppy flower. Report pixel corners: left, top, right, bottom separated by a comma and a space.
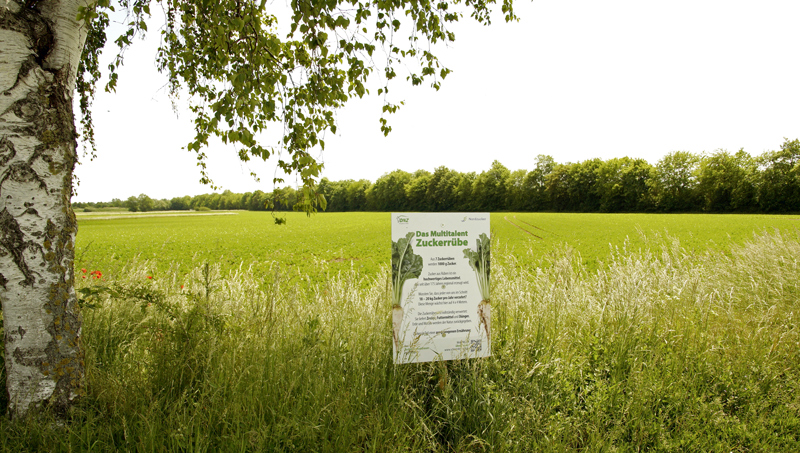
180, 285, 184, 289
147, 276, 153, 280
81, 268, 87, 273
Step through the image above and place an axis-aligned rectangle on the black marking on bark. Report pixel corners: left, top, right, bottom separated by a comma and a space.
0, 161, 48, 191
12, 91, 45, 123
12, 347, 43, 366
0, 208, 38, 286
17, 326, 26, 339
23, 201, 40, 216
43, 218, 74, 267
47, 69, 79, 152
0, 9, 31, 36
43, 271, 84, 416
42, 202, 83, 414
22, 7, 53, 66
17, 65, 78, 179
0, 8, 54, 92
0, 137, 16, 166
0, 272, 7, 289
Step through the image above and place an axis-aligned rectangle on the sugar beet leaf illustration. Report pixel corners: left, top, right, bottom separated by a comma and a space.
392, 232, 423, 308
391, 232, 423, 349
463, 232, 491, 343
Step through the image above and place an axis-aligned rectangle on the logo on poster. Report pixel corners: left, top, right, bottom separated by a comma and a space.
396, 215, 410, 224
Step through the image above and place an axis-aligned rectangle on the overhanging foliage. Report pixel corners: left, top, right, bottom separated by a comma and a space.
76, 0, 517, 211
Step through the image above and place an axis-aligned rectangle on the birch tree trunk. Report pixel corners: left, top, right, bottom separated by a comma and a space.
0, 0, 87, 418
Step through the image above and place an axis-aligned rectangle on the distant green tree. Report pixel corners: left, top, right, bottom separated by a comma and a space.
454, 172, 477, 211
595, 157, 654, 212
546, 163, 571, 211
346, 180, 372, 211
191, 194, 210, 210
136, 194, 155, 212
522, 155, 555, 211
153, 198, 170, 211
427, 166, 461, 211
473, 161, 510, 211
505, 169, 528, 211
695, 150, 757, 212
125, 196, 139, 212
170, 196, 192, 210
285, 187, 299, 211
547, 159, 602, 212
317, 179, 334, 208
405, 170, 433, 211
323, 179, 353, 211
651, 151, 700, 212
366, 170, 412, 211
218, 190, 241, 210
206, 193, 223, 210
240, 192, 253, 210
249, 191, 269, 211
757, 138, 800, 212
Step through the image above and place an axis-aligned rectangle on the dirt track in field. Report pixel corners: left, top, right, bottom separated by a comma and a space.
512, 216, 561, 237
503, 216, 543, 239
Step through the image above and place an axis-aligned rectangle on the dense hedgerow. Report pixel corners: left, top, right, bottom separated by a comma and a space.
1, 231, 798, 451
74, 139, 800, 215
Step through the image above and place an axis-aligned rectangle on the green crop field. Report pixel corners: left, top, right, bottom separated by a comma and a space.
495, 212, 800, 270
76, 211, 799, 283
75, 211, 391, 286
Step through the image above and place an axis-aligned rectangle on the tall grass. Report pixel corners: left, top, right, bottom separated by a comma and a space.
1, 231, 799, 451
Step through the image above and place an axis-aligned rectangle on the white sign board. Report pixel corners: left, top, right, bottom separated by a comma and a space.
391, 213, 491, 364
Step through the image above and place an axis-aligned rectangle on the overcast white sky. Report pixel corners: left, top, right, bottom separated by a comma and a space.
73, 0, 800, 202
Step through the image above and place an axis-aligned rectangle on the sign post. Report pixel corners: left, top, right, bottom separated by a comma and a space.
391, 213, 491, 364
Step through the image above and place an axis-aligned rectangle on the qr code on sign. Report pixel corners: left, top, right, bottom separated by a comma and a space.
469, 339, 482, 353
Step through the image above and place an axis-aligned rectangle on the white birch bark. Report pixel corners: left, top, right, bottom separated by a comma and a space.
0, 0, 88, 418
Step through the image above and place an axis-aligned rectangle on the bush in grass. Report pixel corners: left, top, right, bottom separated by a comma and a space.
2, 230, 798, 451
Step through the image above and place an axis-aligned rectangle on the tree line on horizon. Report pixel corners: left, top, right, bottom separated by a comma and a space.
76, 139, 800, 214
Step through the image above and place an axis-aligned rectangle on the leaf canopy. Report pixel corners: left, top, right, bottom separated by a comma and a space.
76, 0, 517, 212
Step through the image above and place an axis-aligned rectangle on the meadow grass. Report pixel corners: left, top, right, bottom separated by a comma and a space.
2, 229, 798, 451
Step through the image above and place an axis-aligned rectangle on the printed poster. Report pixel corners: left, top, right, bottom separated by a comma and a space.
391, 213, 491, 364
